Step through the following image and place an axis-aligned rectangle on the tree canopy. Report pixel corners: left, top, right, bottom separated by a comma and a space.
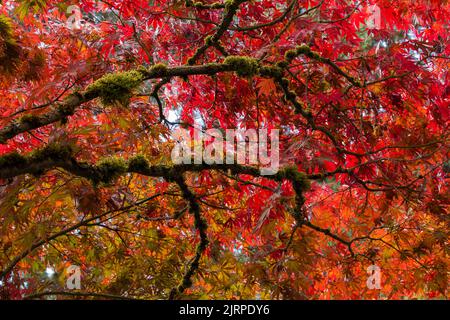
0, 0, 448, 300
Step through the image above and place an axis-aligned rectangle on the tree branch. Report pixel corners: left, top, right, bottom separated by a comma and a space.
169, 176, 208, 299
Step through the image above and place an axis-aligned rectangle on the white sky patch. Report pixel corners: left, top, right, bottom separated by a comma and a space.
45, 267, 55, 277
167, 109, 179, 123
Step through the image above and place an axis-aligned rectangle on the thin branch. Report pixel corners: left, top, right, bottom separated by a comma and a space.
169, 176, 209, 299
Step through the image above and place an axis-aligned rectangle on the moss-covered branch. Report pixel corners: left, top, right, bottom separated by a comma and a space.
0, 62, 236, 144
0, 145, 309, 190
0, 57, 274, 144
85, 70, 145, 106
0, 145, 314, 286
169, 176, 208, 299
0, 92, 84, 143
0, 44, 363, 145
185, 0, 226, 10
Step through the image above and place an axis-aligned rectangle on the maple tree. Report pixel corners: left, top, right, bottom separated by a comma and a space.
0, 0, 448, 300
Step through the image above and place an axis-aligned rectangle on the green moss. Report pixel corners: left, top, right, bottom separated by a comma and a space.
295, 45, 311, 55
57, 94, 79, 116
286, 45, 320, 61
212, 3, 224, 9
224, 0, 243, 10
296, 45, 320, 59
149, 63, 168, 75
276, 61, 289, 69
0, 144, 73, 172
224, 0, 234, 9
204, 35, 213, 46
96, 157, 128, 183
224, 56, 259, 77
284, 49, 298, 62
0, 152, 26, 168
85, 70, 144, 106
278, 165, 310, 192
19, 114, 41, 126
258, 65, 283, 78
186, 0, 220, 9
128, 154, 149, 171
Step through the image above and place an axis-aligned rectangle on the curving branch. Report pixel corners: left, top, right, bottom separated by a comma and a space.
169, 176, 208, 299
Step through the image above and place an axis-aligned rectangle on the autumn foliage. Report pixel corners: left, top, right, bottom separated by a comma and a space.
0, 0, 448, 300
